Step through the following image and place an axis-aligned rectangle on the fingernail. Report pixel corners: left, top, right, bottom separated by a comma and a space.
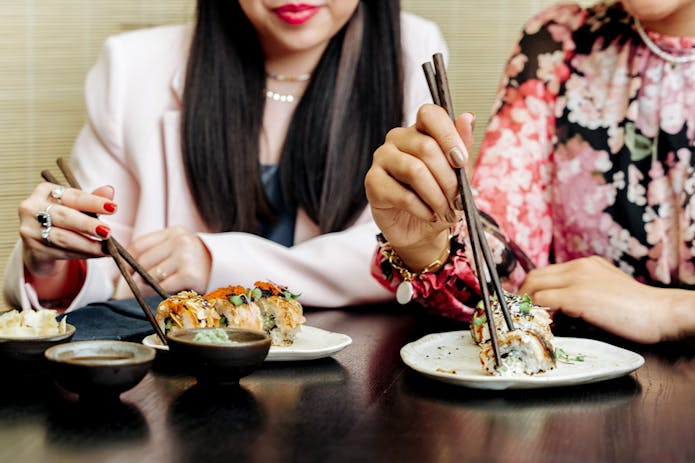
103, 202, 117, 213
447, 146, 467, 168
96, 224, 110, 238
453, 195, 464, 211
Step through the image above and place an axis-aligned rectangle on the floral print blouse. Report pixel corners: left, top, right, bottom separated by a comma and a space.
372, 1, 695, 321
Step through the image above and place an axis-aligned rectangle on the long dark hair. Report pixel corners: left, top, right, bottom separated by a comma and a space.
182, 0, 403, 234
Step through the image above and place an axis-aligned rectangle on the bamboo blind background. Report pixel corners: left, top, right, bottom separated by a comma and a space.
0, 0, 592, 308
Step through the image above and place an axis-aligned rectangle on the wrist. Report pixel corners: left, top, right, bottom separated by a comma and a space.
663, 288, 695, 341
387, 229, 451, 274
25, 260, 86, 309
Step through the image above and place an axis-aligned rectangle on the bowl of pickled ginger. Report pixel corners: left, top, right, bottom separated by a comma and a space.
0, 309, 75, 373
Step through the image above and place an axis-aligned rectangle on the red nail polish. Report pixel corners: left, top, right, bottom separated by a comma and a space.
103, 202, 117, 213
96, 225, 110, 238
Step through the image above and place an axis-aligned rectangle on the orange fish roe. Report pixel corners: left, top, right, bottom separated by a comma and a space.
205, 285, 247, 300
254, 281, 282, 296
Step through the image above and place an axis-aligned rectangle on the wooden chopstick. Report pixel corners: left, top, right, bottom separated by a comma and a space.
48, 160, 169, 299
105, 238, 168, 345
423, 53, 515, 366
42, 160, 169, 345
422, 62, 441, 106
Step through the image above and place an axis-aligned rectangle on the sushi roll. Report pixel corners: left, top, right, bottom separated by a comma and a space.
156, 290, 220, 334
252, 281, 305, 346
204, 285, 264, 332
479, 329, 556, 376
471, 293, 553, 348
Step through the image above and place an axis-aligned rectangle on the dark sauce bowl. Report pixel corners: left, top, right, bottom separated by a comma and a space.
45, 340, 155, 400
166, 328, 271, 385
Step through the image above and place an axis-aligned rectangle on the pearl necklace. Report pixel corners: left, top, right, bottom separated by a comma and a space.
634, 18, 695, 65
264, 70, 311, 103
264, 89, 296, 103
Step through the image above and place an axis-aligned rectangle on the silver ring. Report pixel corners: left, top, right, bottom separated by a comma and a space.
41, 225, 52, 245
37, 204, 53, 228
37, 204, 53, 245
50, 186, 65, 202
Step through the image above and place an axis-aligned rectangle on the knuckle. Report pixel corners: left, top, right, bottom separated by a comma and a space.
417, 103, 440, 122
395, 190, 420, 211
364, 170, 377, 191
48, 230, 64, 248
18, 198, 36, 217
170, 225, 187, 237
19, 223, 34, 239
416, 138, 440, 159
38, 182, 53, 194
172, 231, 193, 247
403, 160, 428, 180
384, 126, 406, 143
364, 168, 385, 193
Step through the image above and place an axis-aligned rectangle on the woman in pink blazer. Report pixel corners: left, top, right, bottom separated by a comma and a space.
5, 0, 447, 312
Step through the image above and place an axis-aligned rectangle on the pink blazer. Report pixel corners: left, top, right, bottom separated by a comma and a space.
4, 12, 448, 311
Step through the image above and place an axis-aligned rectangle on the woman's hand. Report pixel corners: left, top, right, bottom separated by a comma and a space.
124, 226, 212, 296
365, 105, 475, 271
20, 182, 117, 277
519, 256, 695, 343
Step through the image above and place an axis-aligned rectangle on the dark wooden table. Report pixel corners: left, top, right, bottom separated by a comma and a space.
1, 305, 694, 463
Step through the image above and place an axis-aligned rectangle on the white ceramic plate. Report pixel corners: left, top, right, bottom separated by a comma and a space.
400, 330, 644, 390
143, 325, 352, 362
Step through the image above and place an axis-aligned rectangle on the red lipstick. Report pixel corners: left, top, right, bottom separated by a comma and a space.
273, 3, 321, 25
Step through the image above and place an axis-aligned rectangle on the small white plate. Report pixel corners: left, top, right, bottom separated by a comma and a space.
400, 330, 644, 390
143, 325, 352, 362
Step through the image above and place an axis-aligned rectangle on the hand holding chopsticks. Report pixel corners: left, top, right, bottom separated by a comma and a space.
422, 53, 513, 366
41, 158, 169, 345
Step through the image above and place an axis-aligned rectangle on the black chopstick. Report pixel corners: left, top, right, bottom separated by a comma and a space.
423, 53, 515, 366
42, 160, 169, 345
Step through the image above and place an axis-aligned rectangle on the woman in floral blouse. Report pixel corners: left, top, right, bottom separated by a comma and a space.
366, 0, 695, 343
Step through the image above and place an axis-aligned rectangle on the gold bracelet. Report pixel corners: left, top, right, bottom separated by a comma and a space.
380, 240, 451, 281
378, 231, 452, 304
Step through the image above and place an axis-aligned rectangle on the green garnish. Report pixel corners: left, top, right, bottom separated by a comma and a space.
518, 293, 532, 314
282, 289, 301, 300
554, 347, 585, 362
250, 287, 262, 301
473, 315, 487, 327
229, 294, 245, 306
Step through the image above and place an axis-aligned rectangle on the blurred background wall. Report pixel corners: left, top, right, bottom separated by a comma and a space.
0, 0, 593, 308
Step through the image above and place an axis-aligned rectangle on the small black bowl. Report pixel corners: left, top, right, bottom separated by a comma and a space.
166, 328, 271, 385
45, 340, 155, 400
0, 324, 76, 376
